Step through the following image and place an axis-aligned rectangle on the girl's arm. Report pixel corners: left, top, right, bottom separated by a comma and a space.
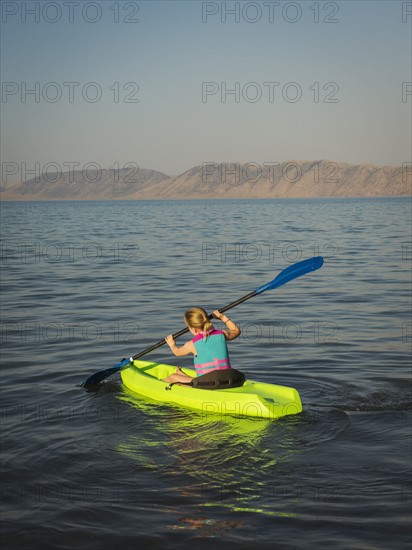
165, 335, 196, 356
213, 310, 241, 341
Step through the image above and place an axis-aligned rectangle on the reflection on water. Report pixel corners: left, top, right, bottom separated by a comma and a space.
118, 389, 280, 514
115, 386, 349, 522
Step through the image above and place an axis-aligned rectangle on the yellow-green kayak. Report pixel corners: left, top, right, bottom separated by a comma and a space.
121, 360, 303, 420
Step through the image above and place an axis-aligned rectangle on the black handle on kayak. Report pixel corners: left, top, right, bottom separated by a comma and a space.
81, 257, 324, 386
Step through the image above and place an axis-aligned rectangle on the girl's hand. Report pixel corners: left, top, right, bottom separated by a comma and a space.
212, 310, 223, 319
165, 334, 175, 347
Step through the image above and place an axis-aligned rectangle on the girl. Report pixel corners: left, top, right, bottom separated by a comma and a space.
164, 307, 242, 386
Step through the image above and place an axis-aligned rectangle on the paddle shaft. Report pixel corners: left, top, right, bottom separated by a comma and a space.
81, 290, 260, 385
81, 257, 324, 385
130, 289, 258, 361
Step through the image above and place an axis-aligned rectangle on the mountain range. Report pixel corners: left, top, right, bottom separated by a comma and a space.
1, 161, 410, 200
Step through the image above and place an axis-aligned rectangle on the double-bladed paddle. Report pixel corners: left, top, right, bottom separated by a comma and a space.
81, 256, 324, 386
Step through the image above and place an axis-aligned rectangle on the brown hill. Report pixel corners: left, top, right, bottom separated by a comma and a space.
1, 161, 410, 200
0, 168, 169, 200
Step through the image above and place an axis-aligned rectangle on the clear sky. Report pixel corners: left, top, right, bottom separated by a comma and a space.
1, 0, 411, 178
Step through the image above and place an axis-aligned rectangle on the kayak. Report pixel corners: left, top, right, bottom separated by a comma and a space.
120, 360, 303, 420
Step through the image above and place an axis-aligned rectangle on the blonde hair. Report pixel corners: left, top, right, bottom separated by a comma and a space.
184, 307, 213, 334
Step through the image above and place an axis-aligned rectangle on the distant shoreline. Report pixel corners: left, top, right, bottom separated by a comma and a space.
2, 195, 411, 203
1, 160, 410, 200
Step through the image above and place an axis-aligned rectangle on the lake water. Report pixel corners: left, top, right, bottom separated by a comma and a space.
1, 197, 411, 549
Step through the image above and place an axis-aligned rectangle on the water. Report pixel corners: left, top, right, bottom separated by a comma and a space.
1, 198, 411, 549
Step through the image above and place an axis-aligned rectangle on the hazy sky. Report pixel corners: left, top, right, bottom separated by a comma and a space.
1, 0, 411, 178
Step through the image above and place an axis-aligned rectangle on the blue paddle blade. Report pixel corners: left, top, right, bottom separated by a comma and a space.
255, 256, 324, 294
81, 357, 131, 386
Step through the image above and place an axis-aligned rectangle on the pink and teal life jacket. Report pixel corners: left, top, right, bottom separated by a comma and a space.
192, 329, 231, 376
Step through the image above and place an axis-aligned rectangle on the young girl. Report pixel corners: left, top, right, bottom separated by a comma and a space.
164, 307, 241, 385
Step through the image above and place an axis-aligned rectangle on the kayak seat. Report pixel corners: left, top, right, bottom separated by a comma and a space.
167, 368, 245, 391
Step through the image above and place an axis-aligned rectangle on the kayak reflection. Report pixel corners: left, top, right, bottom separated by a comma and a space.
116, 388, 302, 517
